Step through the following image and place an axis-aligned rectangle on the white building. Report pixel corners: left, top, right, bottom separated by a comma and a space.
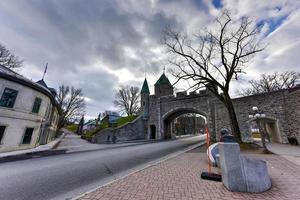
0, 65, 60, 153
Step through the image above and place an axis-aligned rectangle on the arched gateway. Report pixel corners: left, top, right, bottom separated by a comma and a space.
141, 73, 217, 140
162, 108, 207, 139
140, 73, 300, 144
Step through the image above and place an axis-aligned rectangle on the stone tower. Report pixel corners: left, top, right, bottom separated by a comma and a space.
141, 78, 150, 118
154, 73, 173, 97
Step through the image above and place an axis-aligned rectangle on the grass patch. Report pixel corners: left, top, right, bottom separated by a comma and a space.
240, 142, 272, 154
65, 124, 78, 133
240, 143, 260, 150
116, 115, 137, 127
252, 132, 261, 139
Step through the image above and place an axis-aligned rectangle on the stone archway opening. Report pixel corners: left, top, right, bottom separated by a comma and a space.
162, 108, 207, 139
248, 117, 282, 143
149, 125, 156, 139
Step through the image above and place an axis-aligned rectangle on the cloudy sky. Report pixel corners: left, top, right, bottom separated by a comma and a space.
0, 0, 299, 119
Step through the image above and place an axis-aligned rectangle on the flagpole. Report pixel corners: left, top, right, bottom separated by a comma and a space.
42, 63, 48, 80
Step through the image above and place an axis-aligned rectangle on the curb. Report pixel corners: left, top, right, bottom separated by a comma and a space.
51, 133, 66, 150
72, 140, 206, 200
63, 141, 155, 154
64, 139, 175, 155
0, 133, 66, 163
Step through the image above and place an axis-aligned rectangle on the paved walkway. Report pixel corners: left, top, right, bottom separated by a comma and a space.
77, 146, 300, 200
266, 143, 300, 166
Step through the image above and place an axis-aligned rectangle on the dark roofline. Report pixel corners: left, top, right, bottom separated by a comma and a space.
154, 73, 172, 86
141, 78, 150, 94
0, 66, 61, 113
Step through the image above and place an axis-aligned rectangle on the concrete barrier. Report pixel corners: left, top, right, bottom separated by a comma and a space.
219, 142, 271, 193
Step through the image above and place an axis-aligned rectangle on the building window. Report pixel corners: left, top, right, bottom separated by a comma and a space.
0, 126, 6, 144
22, 128, 34, 144
0, 88, 18, 108
32, 97, 42, 113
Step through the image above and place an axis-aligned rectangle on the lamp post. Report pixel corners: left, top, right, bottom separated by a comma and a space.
249, 106, 267, 150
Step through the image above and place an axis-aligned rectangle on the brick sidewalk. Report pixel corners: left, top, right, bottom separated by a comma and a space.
79, 147, 300, 200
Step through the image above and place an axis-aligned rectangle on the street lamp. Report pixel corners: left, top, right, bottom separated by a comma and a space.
249, 106, 267, 150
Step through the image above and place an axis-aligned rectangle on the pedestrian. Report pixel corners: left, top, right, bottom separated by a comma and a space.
112, 135, 117, 144
106, 135, 111, 143
219, 128, 235, 143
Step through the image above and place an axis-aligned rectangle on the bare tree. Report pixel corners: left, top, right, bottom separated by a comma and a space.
162, 11, 264, 142
114, 86, 140, 116
0, 43, 23, 69
57, 85, 86, 129
240, 71, 300, 96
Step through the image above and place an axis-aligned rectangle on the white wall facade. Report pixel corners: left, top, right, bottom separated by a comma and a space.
0, 78, 59, 152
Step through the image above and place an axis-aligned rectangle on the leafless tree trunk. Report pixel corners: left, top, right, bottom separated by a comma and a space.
162, 11, 264, 143
0, 43, 23, 69
114, 86, 140, 116
240, 71, 300, 96
57, 85, 86, 129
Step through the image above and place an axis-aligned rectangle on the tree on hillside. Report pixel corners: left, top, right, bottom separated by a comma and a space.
162, 11, 264, 142
57, 85, 86, 129
0, 43, 23, 69
114, 86, 140, 116
240, 71, 300, 96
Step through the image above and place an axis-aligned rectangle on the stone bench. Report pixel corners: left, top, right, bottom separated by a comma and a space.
219, 142, 271, 193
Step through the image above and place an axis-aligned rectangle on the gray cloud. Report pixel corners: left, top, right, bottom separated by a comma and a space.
0, 0, 185, 117
0, 0, 299, 117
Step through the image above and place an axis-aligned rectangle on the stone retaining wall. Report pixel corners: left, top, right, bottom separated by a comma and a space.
92, 116, 146, 143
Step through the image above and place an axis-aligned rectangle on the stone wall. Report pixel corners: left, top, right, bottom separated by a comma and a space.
92, 116, 146, 143
284, 87, 300, 143
145, 84, 300, 144
98, 83, 299, 144
214, 86, 300, 143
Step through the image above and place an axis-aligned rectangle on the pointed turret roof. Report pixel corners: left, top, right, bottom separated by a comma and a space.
155, 73, 171, 86
141, 78, 150, 94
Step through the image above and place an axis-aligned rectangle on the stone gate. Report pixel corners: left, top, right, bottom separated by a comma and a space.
141, 73, 300, 144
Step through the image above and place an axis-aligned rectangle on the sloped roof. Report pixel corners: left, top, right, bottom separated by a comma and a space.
84, 119, 97, 126
155, 73, 171, 86
141, 78, 150, 94
0, 65, 61, 113
36, 79, 48, 88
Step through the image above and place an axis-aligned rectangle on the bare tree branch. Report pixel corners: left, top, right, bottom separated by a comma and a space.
162, 10, 264, 142
0, 43, 23, 69
57, 85, 86, 128
239, 71, 300, 96
114, 86, 140, 116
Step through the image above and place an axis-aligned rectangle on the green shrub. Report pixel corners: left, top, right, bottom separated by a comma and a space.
81, 130, 96, 141
81, 121, 109, 141
100, 121, 109, 129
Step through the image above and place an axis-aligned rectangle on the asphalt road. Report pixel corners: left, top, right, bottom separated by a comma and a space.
0, 135, 205, 200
